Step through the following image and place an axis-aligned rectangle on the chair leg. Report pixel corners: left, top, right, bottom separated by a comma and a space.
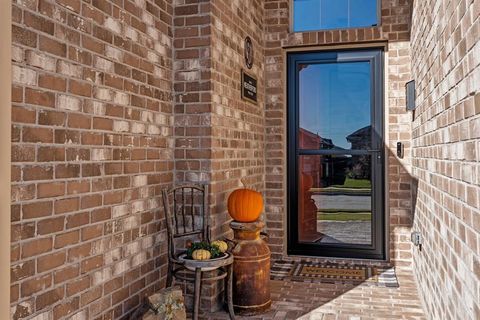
227, 264, 235, 320
166, 264, 173, 287
193, 268, 202, 320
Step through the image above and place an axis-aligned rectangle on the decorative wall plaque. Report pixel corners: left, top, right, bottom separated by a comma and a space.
244, 36, 254, 69
241, 70, 257, 104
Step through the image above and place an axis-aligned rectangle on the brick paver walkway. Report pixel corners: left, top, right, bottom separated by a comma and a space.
202, 267, 426, 320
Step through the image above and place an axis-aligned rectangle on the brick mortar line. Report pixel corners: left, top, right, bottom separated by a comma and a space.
15, 2, 172, 50
11, 46, 173, 84
10, 164, 173, 176
11, 127, 173, 140
11, 166, 172, 175
11, 230, 161, 274
11, 187, 165, 205
11, 209, 165, 246
413, 182, 479, 215
10, 23, 173, 73
412, 162, 479, 182
12, 265, 161, 313
12, 164, 173, 174
11, 76, 174, 107
11, 250, 160, 285
10, 32, 174, 85
11, 136, 173, 146
15, 1, 173, 29
11, 139, 172, 148
12, 221, 163, 252
11, 88, 173, 119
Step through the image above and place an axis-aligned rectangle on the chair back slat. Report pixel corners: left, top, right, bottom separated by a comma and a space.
182, 188, 187, 234
202, 185, 209, 242
173, 189, 179, 234
191, 188, 195, 232
161, 184, 209, 261
173, 230, 203, 238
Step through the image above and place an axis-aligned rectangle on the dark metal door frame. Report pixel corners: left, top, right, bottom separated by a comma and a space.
287, 48, 385, 260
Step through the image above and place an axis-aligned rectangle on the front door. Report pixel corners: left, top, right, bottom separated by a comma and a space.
287, 49, 385, 259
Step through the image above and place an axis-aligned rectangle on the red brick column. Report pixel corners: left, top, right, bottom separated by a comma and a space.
173, 0, 266, 311
173, 0, 212, 186
264, 0, 290, 260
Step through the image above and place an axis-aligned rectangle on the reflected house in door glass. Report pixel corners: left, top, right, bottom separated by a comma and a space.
298, 128, 324, 242
299, 128, 348, 187
298, 126, 373, 245
299, 127, 336, 150
346, 125, 372, 182
315, 125, 372, 245
298, 128, 350, 242
346, 125, 371, 151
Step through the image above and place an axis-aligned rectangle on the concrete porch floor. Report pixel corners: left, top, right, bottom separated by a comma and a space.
202, 267, 425, 320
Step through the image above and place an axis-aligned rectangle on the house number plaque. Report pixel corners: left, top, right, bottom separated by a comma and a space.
241, 70, 257, 104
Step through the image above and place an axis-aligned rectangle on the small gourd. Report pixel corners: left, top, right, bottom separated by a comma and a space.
191, 249, 211, 260
211, 240, 228, 253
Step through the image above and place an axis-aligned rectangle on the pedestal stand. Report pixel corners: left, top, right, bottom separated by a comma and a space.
229, 220, 271, 315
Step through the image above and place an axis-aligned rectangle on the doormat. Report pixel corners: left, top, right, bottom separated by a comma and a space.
270, 260, 399, 287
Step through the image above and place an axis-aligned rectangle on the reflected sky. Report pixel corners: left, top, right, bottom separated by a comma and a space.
293, 0, 378, 32
299, 62, 371, 149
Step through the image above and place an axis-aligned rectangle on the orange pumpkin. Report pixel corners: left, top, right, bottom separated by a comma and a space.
227, 179, 263, 222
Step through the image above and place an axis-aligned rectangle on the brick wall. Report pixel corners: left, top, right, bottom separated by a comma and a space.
10, 0, 174, 319
173, 0, 265, 310
172, 0, 215, 310
263, 0, 415, 264
174, 0, 265, 232
11, 0, 479, 318
173, 0, 212, 187
410, 0, 480, 319
209, 0, 265, 239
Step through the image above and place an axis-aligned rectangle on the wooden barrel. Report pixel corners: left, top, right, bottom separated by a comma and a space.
230, 220, 271, 315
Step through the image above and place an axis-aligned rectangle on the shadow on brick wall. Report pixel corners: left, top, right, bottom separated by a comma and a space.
385, 139, 419, 267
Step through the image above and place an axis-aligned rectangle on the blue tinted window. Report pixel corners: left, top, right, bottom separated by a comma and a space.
299, 62, 371, 150
293, 0, 378, 32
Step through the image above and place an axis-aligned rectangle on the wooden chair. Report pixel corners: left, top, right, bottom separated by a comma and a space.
161, 185, 235, 320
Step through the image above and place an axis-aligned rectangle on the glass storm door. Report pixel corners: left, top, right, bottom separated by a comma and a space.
287, 49, 385, 259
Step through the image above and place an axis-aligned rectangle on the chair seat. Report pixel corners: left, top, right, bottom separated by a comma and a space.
177, 252, 234, 271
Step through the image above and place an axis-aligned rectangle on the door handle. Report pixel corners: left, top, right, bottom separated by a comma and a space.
365, 150, 382, 159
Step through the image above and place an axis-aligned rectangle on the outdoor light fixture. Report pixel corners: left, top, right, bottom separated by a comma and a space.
406, 80, 416, 111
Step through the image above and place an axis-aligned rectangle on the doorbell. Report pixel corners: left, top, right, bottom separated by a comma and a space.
396, 142, 404, 158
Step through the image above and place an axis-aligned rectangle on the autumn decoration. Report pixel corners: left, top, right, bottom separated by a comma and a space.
186, 240, 228, 260
227, 178, 263, 222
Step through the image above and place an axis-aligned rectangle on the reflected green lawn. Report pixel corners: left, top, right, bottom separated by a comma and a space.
331, 178, 371, 189
317, 211, 371, 221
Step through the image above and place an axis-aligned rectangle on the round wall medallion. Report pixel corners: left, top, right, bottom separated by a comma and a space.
244, 36, 254, 69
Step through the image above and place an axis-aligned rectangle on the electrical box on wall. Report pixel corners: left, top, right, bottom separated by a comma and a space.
411, 231, 422, 251
406, 80, 416, 111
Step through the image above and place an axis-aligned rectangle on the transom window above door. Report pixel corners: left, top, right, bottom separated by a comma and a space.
293, 0, 379, 32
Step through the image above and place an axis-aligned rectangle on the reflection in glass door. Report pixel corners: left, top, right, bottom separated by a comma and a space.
287, 49, 384, 259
